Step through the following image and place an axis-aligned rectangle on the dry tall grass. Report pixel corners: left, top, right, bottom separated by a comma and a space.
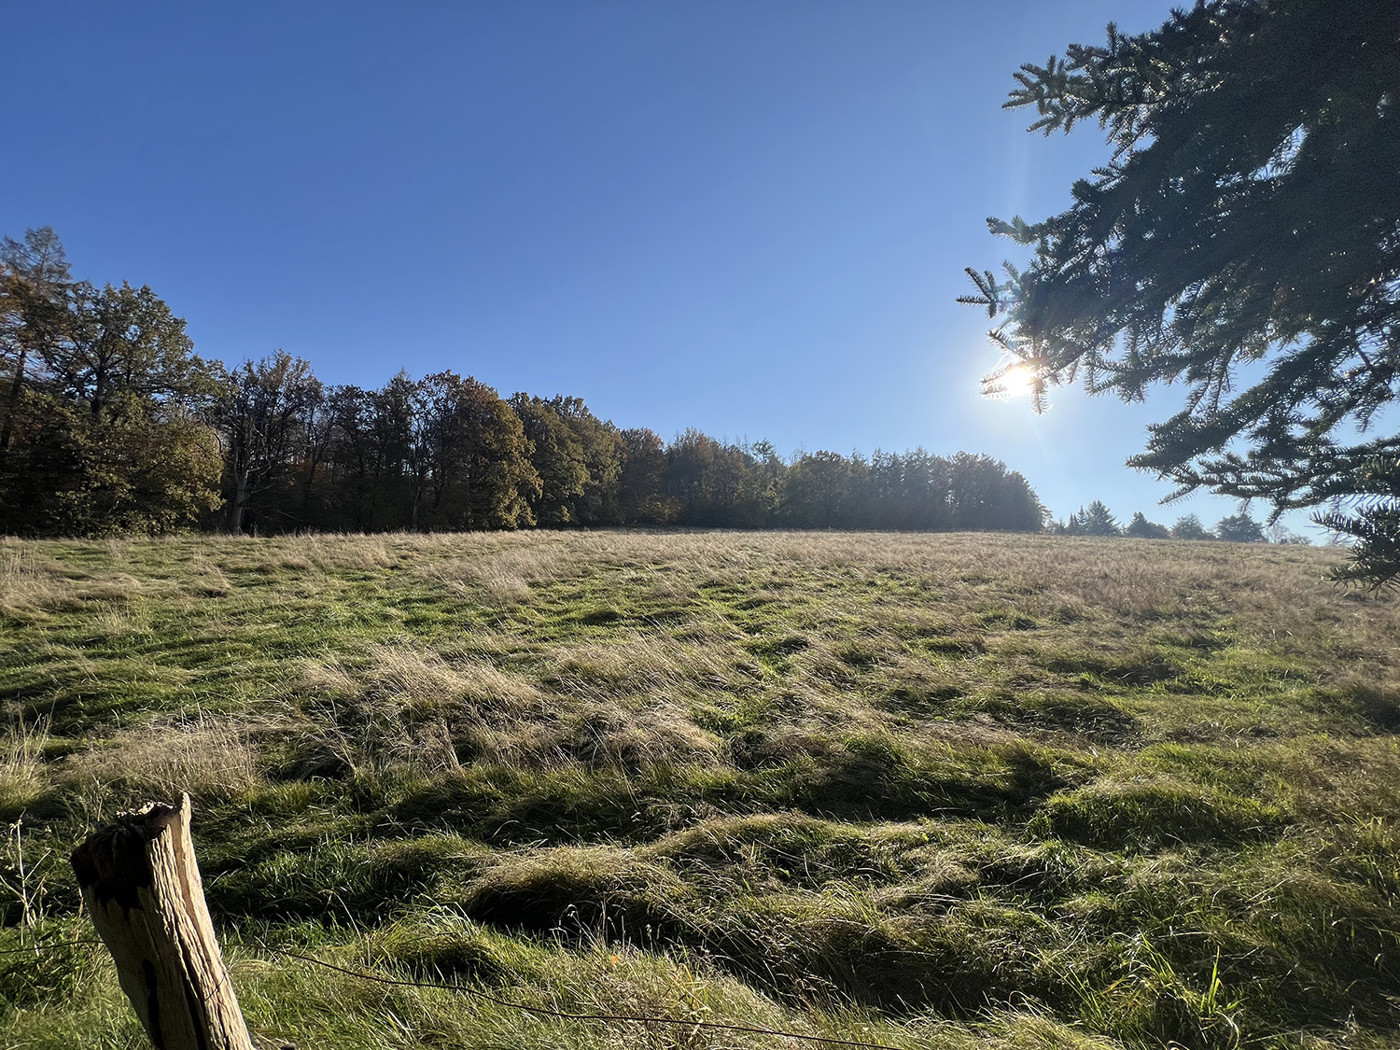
0, 716, 49, 818
59, 717, 262, 803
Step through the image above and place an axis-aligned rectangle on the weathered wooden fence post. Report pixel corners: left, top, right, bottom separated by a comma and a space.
70, 793, 255, 1050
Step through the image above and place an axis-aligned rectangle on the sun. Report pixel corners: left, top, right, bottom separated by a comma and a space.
988, 363, 1037, 401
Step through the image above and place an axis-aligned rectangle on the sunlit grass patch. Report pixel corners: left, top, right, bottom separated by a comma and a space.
57, 716, 263, 808
0, 715, 50, 820
1029, 776, 1289, 850
1, 531, 1398, 1050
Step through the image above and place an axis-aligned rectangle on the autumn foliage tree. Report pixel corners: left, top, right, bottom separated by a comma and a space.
0, 231, 222, 534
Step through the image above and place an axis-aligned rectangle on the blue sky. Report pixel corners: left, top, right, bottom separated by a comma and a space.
3, 0, 1316, 534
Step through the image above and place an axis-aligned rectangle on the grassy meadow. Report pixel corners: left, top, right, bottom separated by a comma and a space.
1, 530, 1397, 1049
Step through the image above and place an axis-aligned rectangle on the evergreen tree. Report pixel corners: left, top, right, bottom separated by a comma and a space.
1215, 511, 1266, 543
963, 0, 1400, 585
868, 448, 952, 530
946, 452, 1045, 531
1125, 512, 1170, 539
1171, 514, 1213, 541
1066, 500, 1120, 536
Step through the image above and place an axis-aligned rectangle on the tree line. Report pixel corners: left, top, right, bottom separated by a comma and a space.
1, 229, 1046, 537
1051, 501, 1307, 543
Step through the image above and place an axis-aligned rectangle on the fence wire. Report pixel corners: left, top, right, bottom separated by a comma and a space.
1, 935, 902, 1049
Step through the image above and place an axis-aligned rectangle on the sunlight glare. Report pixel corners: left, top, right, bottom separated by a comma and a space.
988, 363, 1036, 402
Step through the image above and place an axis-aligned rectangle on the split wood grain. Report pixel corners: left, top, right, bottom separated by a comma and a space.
71, 794, 255, 1050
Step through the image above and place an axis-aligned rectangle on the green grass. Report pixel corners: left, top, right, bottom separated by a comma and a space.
2, 530, 1398, 1049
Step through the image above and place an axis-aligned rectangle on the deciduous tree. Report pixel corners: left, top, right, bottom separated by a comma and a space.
618, 427, 676, 524
218, 351, 321, 533
0, 227, 71, 456
548, 396, 623, 525
782, 451, 860, 528
510, 394, 588, 525
418, 372, 539, 529
0, 260, 223, 535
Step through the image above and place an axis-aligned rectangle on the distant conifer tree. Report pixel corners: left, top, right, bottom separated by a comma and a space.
1066, 500, 1120, 536
1171, 514, 1213, 541
1125, 512, 1170, 539
1215, 512, 1266, 543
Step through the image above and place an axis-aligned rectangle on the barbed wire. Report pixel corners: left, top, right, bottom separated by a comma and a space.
261, 943, 900, 1049
1, 934, 903, 1049
0, 936, 101, 956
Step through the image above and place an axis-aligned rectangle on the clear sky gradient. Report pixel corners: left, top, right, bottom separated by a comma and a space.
4, 0, 1315, 534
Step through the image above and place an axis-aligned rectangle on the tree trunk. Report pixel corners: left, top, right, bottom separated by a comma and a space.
0, 345, 26, 454
227, 469, 249, 533
70, 795, 255, 1050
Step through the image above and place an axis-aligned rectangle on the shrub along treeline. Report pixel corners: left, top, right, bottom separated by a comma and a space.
0, 228, 1045, 536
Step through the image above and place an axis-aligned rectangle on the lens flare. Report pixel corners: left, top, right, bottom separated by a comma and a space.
988, 363, 1036, 401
